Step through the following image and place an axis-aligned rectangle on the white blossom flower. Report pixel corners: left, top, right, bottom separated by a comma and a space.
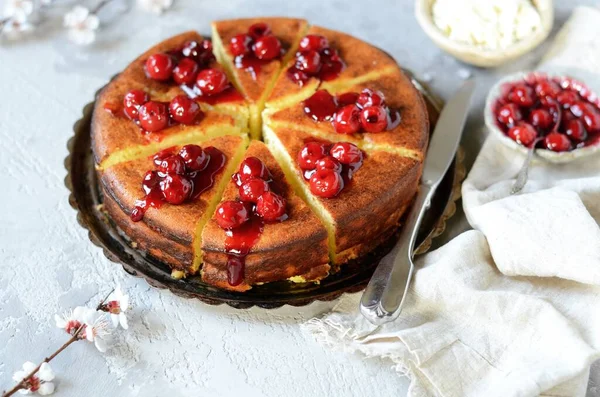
105, 286, 129, 329
54, 306, 87, 336
3, 0, 33, 19
12, 362, 55, 395
1, 13, 34, 39
81, 309, 113, 352
137, 0, 173, 15
63, 6, 99, 46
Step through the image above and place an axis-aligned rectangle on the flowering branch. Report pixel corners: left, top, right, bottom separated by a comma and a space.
2, 287, 130, 397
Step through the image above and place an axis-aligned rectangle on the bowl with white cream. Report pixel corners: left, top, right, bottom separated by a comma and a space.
415, 0, 554, 68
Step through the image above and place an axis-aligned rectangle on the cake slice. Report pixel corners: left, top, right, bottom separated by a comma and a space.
211, 17, 309, 139
92, 30, 249, 168
99, 135, 249, 276
264, 66, 429, 160
201, 140, 329, 291
263, 126, 421, 264
265, 25, 401, 111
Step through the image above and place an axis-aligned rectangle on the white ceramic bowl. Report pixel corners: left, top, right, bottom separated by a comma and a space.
415, 0, 554, 68
484, 71, 600, 163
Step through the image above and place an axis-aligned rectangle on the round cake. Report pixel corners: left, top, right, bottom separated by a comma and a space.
92, 17, 429, 292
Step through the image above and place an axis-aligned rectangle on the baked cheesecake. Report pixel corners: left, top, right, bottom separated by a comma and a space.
91, 18, 429, 291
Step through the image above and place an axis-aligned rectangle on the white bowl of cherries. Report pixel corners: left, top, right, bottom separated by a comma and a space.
485, 71, 600, 163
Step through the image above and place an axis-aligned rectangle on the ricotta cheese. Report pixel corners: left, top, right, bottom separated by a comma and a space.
432, 0, 542, 50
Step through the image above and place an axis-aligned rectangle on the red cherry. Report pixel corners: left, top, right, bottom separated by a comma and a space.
215, 200, 250, 229
535, 80, 560, 99
508, 84, 536, 107
159, 155, 186, 175
356, 88, 385, 108
310, 168, 343, 198
142, 170, 159, 194
497, 103, 523, 127
297, 142, 327, 170
239, 177, 270, 203
123, 89, 149, 119
569, 101, 588, 117
330, 142, 363, 165
556, 90, 580, 109
182, 40, 214, 65
564, 119, 588, 142
507, 124, 537, 146
248, 22, 271, 39
298, 35, 329, 52
195, 68, 229, 96
160, 174, 192, 204
179, 144, 209, 171
256, 192, 287, 221
360, 105, 388, 133
336, 92, 359, 107
168, 95, 202, 125
287, 67, 309, 85
320, 47, 340, 60
295, 50, 321, 74
239, 157, 270, 182
253, 35, 282, 60
173, 58, 199, 85
319, 59, 345, 80
544, 132, 571, 152
582, 108, 600, 132
333, 105, 361, 135
138, 101, 169, 132
315, 156, 342, 173
528, 108, 553, 130
230, 34, 253, 56
145, 53, 174, 81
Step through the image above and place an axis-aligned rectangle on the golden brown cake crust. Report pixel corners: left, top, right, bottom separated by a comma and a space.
201, 141, 330, 290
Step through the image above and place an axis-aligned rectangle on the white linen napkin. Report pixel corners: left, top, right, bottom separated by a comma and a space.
303, 6, 600, 397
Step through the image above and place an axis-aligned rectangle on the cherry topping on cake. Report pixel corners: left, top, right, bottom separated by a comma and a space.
360, 105, 388, 133
138, 101, 169, 132
239, 156, 270, 182
145, 53, 174, 81
248, 22, 271, 39
159, 155, 186, 175
528, 108, 553, 130
253, 35, 282, 60
179, 144, 209, 171
255, 191, 287, 221
357, 88, 385, 108
160, 174, 193, 204
123, 89, 149, 119
168, 95, 202, 125
564, 119, 588, 142
508, 84, 536, 107
315, 156, 342, 173
142, 170, 159, 194
195, 68, 229, 96
239, 177, 270, 203
173, 58, 199, 85
310, 169, 343, 198
535, 80, 561, 100
303, 90, 338, 122
336, 92, 360, 107
230, 34, 253, 56
497, 103, 523, 127
298, 34, 329, 52
297, 142, 327, 170
557, 90, 580, 109
508, 124, 537, 146
295, 50, 321, 74
581, 107, 600, 132
330, 142, 363, 165
216, 200, 250, 229
544, 131, 571, 152
333, 105, 361, 135
181, 40, 214, 66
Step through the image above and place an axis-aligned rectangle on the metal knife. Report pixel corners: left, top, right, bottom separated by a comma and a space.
360, 79, 475, 325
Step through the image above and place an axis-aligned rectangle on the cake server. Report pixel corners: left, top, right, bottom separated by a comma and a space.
360, 79, 475, 325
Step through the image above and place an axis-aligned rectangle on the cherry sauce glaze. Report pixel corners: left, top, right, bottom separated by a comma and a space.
303, 89, 400, 135
493, 73, 600, 152
287, 34, 346, 86
228, 22, 284, 80
297, 140, 364, 199
130, 145, 226, 222
214, 157, 288, 286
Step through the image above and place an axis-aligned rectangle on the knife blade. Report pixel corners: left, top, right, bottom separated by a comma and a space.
360, 79, 475, 325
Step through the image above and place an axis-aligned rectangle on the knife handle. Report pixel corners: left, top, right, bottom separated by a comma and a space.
360, 184, 433, 325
